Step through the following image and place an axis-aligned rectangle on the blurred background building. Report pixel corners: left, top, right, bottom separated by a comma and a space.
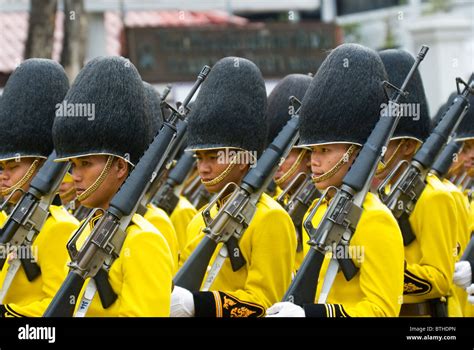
0, 0, 473, 113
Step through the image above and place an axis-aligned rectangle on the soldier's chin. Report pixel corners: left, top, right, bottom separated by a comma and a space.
313, 181, 328, 192
78, 197, 99, 209
203, 184, 220, 194
467, 168, 474, 178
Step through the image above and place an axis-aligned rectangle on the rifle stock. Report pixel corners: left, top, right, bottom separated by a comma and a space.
44, 271, 85, 317
173, 236, 218, 290
283, 247, 325, 305
461, 236, 474, 267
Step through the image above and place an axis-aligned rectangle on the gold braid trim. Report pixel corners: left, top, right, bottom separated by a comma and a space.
201, 162, 237, 187
274, 149, 308, 186
200, 150, 249, 187
0, 159, 40, 196
77, 155, 114, 202
376, 139, 406, 175
311, 145, 357, 183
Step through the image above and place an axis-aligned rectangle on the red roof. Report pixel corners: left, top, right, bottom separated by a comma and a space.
0, 10, 248, 73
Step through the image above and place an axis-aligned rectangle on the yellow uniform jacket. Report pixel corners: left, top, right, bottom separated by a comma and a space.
0, 205, 79, 317
469, 195, 474, 233
0, 211, 7, 228
272, 185, 284, 200
72, 213, 173, 317
170, 196, 197, 255
443, 179, 470, 316
463, 191, 474, 317
144, 203, 179, 271
301, 192, 404, 317
272, 185, 308, 272
181, 193, 296, 317
402, 174, 457, 304
442, 180, 470, 257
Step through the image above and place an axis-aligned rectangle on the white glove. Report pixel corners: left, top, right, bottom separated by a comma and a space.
453, 261, 472, 289
467, 284, 474, 305
170, 286, 195, 317
266, 302, 305, 317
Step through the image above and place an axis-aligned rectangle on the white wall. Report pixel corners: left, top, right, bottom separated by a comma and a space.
336, 0, 474, 115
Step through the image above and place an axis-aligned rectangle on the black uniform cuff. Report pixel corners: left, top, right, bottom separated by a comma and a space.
192, 291, 265, 317
303, 303, 350, 317
192, 291, 216, 317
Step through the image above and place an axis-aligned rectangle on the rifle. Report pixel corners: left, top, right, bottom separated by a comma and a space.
160, 84, 172, 117
174, 97, 302, 291
153, 150, 196, 215
452, 171, 467, 187
72, 205, 92, 222
0, 151, 69, 302
283, 46, 429, 306
460, 236, 474, 280
160, 84, 172, 101
276, 173, 321, 252
461, 175, 473, 193
134, 118, 188, 217
136, 81, 202, 217
43, 66, 210, 317
378, 77, 474, 246
430, 139, 463, 180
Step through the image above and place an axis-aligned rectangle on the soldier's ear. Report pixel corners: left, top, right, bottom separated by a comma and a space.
402, 139, 419, 157
115, 157, 129, 180
238, 163, 249, 173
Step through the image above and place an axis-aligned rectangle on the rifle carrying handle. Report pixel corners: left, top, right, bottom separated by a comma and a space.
174, 235, 218, 291
283, 248, 325, 305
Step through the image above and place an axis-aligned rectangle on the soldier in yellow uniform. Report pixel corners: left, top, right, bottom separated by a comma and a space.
265, 74, 312, 269
58, 171, 92, 221
267, 43, 405, 317
171, 57, 296, 317
51, 56, 173, 316
58, 172, 77, 208
0, 210, 6, 227
141, 82, 179, 269
374, 49, 458, 317
452, 93, 474, 317
170, 195, 198, 255
267, 74, 312, 197
0, 59, 80, 317
430, 97, 472, 316
435, 94, 468, 184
